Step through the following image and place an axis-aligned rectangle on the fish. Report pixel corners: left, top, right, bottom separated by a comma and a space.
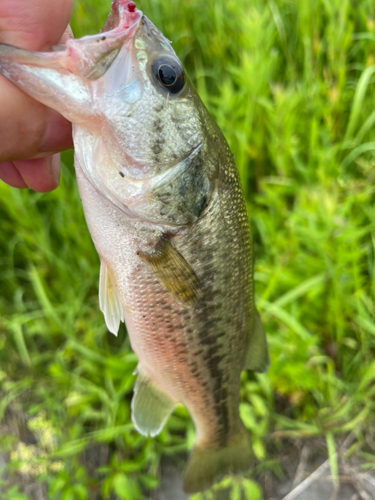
0, 0, 269, 493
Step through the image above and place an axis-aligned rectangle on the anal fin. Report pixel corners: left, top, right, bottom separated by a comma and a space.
99, 260, 124, 336
131, 369, 176, 437
245, 310, 269, 373
138, 236, 200, 306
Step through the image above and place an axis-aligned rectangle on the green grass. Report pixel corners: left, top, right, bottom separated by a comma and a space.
2, 0, 375, 498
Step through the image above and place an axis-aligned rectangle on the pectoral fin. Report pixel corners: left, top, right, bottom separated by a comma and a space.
99, 260, 124, 336
245, 310, 269, 373
131, 369, 176, 437
138, 236, 200, 306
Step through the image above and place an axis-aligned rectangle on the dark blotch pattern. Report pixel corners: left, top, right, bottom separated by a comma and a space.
152, 117, 165, 159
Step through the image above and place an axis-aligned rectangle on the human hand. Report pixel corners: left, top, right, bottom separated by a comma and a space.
0, 0, 74, 192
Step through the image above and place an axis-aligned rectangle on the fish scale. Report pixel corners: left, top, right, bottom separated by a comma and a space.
0, 0, 269, 492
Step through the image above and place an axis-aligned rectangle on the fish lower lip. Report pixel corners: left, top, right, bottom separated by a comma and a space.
102, 0, 142, 34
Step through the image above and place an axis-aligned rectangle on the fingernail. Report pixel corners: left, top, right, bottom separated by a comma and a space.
0, 161, 28, 189
51, 153, 61, 185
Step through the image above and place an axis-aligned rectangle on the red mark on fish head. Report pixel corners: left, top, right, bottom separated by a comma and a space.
112, 0, 136, 12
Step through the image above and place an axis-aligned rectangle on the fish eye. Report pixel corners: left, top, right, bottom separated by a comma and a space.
152, 57, 185, 94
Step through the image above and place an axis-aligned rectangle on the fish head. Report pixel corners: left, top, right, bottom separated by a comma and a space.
0, 0, 218, 223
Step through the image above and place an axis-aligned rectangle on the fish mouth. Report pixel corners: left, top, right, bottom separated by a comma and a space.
59, 1, 143, 80
0, 1, 143, 82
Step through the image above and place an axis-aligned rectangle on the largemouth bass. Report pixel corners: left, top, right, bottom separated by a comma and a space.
0, 0, 269, 492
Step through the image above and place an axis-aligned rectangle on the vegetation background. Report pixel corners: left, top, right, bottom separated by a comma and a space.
1, 0, 375, 498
